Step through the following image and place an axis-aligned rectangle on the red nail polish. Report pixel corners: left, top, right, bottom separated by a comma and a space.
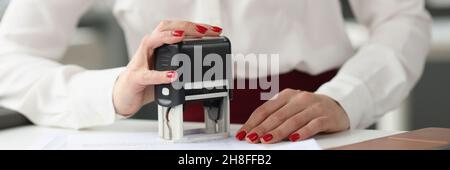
262, 134, 273, 142
235, 131, 246, 141
289, 133, 300, 142
167, 71, 176, 78
172, 30, 184, 37
247, 133, 259, 142
211, 26, 222, 33
196, 25, 208, 34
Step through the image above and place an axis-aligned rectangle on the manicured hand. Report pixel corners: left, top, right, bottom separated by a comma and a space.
235, 89, 350, 144
113, 20, 222, 116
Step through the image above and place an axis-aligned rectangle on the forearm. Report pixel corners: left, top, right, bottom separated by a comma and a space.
316, 0, 432, 128
0, 53, 124, 129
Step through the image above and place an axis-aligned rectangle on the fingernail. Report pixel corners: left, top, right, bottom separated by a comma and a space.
247, 133, 259, 142
211, 26, 222, 33
235, 131, 246, 141
172, 30, 184, 37
196, 24, 208, 34
262, 134, 273, 142
166, 71, 176, 78
289, 133, 300, 142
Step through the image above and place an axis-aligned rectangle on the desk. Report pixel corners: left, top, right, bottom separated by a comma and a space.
0, 119, 402, 150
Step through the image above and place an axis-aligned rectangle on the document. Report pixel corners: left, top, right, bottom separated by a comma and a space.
43, 132, 322, 150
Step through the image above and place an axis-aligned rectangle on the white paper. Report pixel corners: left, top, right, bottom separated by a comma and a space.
47, 132, 322, 150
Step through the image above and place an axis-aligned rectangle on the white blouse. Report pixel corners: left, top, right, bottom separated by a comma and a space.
0, 0, 431, 129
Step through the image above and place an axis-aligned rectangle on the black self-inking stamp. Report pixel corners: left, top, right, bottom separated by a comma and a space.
154, 36, 232, 142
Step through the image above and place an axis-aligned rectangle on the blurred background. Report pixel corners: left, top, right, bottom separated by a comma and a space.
0, 0, 449, 131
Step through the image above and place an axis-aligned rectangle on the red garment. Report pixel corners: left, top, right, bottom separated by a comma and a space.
183, 70, 338, 123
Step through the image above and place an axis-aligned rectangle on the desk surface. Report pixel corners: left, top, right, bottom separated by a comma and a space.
0, 119, 402, 149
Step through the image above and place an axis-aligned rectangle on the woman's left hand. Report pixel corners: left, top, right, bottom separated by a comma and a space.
235, 89, 350, 144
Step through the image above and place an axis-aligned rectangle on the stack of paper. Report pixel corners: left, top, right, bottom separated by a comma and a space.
41, 132, 322, 150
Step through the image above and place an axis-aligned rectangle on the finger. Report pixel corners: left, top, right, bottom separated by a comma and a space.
155, 20, 221, 37
260, 106, 315, 144
245, 101, 304, 143
236, 89, 299, 141
289, 116, 330, 142
138, 70, 177, 85
247, 92, 319, 143
129, 30, 185, 69
198, 23, 223, 36
142, 30, 185, 52
238, 89, 298, 134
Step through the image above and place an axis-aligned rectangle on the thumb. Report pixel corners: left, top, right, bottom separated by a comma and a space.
138, 70, 177, 85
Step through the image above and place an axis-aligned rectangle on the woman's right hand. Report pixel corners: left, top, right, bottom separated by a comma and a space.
112, 20, 223, 116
